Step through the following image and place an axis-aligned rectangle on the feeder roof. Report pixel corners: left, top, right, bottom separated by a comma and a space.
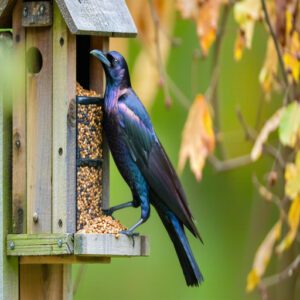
0, 0, 137, 37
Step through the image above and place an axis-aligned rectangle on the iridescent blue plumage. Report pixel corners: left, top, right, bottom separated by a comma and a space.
90, 50, 203, 286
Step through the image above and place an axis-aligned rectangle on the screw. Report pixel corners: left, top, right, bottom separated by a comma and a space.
9, 241, 15, 250
23, 6, 28, 17
39, 4, 45, 16
57, 239, 63, 248
33, 212, 39, 224
15, 139, 21, 149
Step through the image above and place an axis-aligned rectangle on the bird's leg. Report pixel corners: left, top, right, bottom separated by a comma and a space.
102, 201, 137, 217
120, 199, 150, 246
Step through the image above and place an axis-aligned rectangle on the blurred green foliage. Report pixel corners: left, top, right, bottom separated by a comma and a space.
74, 13, 280, 300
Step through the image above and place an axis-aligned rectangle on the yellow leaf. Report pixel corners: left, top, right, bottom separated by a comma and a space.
251, 108, 284, 161
177, 0, 226, 56
234, 30, 246, 61
234, 0, 261, 50
259, 38, 278, 95
283, 31, 300, 82
178, 95, 215, 181
276, 195, 300, 253
285, 152, 300, 199
279, 101, 300, 147
246, 221, 282, 292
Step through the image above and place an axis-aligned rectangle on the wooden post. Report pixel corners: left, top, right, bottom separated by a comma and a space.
0, 32, 19, 300
12, 0, 26, 235
89, 36, 110, 210
20, 5, 72, 299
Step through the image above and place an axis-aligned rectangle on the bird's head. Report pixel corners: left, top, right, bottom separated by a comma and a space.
90, 50, 131, 89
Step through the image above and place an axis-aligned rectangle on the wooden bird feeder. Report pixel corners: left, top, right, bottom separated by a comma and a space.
0, 1, 149, 299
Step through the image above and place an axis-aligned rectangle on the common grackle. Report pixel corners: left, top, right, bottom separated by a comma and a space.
90, 50, 204, 286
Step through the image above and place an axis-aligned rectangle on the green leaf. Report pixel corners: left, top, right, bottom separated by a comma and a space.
279, 102, 300, 147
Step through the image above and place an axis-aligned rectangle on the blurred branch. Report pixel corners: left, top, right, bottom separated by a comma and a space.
209, 154, 252, 172
252, 175, 287, 222
166, 73, 190, 110
261, 0, 290, 98
236, 107, 285, 168
73, 265, 86, 296
260, 255, 300, 288
149, 0, 172, 107
206, 4, 231, 159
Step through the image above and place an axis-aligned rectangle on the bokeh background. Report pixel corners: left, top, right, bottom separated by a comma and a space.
73, 5, 287, 300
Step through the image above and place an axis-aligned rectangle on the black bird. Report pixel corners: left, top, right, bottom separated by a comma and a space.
90, 50, 204, 286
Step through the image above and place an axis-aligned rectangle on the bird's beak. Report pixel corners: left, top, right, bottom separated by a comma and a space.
90, 50, 111, 67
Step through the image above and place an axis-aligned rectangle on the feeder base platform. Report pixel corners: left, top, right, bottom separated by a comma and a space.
7, 233, 149, 260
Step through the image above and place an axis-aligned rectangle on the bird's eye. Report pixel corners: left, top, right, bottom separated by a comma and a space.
113, 58, 118, 64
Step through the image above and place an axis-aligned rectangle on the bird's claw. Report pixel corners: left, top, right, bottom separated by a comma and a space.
120, 230, 140, 247
102, 208, 115, 219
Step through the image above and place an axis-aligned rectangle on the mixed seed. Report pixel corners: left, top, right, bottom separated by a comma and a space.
76, 83, 126, 235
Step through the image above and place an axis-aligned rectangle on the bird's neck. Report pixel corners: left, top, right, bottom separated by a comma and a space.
104, 82, 128, 111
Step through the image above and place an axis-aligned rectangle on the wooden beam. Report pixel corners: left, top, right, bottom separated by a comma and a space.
12, 0, 26, 234
74, 234, 150, 257
20, 265, 66, 300
89, 36, 110, 210
20, 255, 110, 264
52, 1, 76, 234
0, 32, 19, 300
26, 26, 53, 233
7, 234, 74, 256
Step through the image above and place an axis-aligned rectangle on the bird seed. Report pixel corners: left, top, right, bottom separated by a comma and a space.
76, 83, 126, 235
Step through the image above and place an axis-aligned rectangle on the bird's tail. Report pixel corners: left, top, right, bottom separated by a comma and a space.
154, 204, 204, 286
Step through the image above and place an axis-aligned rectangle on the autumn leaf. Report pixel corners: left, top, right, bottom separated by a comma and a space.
234, 0, 261, 58
276, 195, 300, 253
177, 0, 226, 56
234, 30, 246, 61
285, 152, 300, 199
246, 221, 282, 292
251, 108, 284, 161
279, 102, 300, 147
259, 38, 278, 96
178, 95, 215, 181
127, 0, 175, 109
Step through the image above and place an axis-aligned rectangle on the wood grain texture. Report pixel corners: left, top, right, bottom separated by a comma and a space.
74, 234, 150, 257
89, 36, 110, 210
0, 40, 19, 300
26, 26, 53, 233
20, 264, 65, 300
55, 0, 137, 37
7, 234, 74, 256
12, 0, 26, 234
53, 2, 76, 234
0, 0, 16, 27
20, 255, 110, 264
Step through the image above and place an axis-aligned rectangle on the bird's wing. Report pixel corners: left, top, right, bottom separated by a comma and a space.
118, 93, 201, 239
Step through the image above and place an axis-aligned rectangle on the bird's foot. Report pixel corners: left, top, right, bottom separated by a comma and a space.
120, 230, 140, 247
102, 208, 115, 219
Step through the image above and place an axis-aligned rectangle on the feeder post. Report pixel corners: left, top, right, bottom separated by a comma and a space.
89, 36, 110, 210
18, 1, 71, 298
0, 33, 19, 300
12, 0, 26, 235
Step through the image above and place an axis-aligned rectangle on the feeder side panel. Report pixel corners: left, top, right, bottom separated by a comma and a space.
26, 27, 53, 234
0, 35, 19, 300
52, 2, 76, 234
89, 36, 109, 210
12, 0, 27, 234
